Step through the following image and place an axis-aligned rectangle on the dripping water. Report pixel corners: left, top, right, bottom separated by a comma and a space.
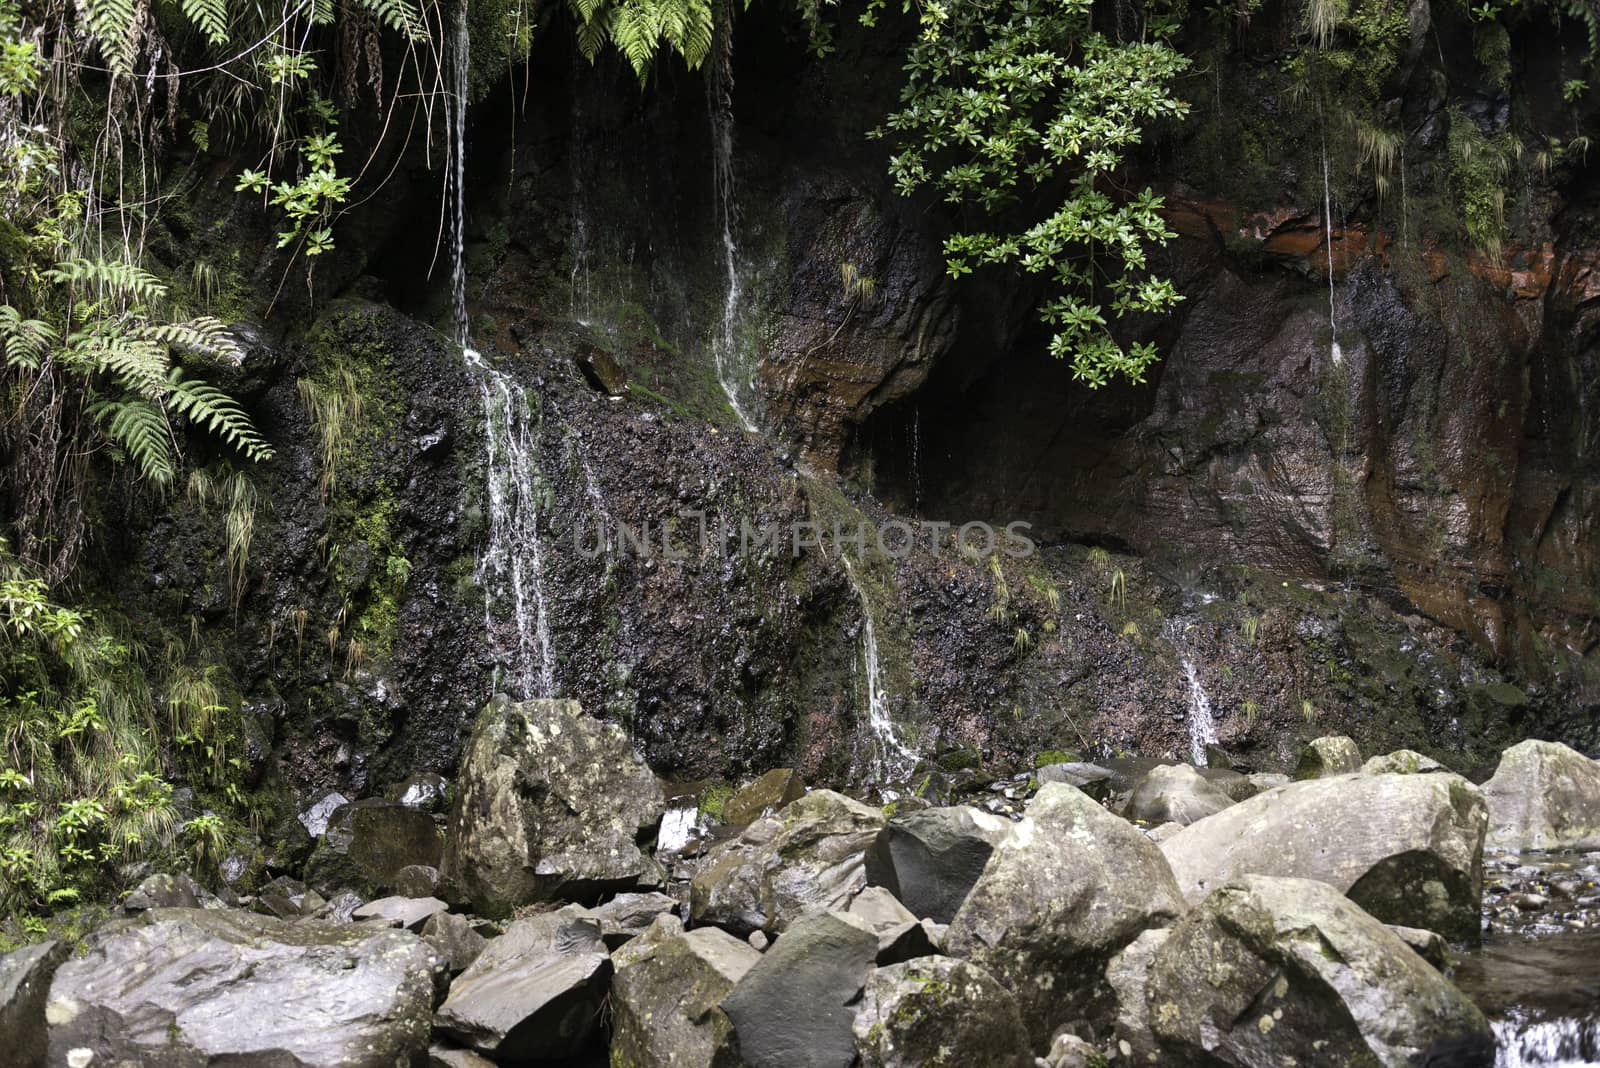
841, 555, 916, 782
707, 28, 758, 432
1163, 616, 1218, 765
910, 407, 923, 514
1321, 137, 1342, 367
449, 0, 555, 699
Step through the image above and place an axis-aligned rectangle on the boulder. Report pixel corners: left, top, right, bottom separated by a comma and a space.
864, 805, 1012, 924
1246, 772, 1291, 794
1035, 761, 1115, 801
305, 797, 443, 895
394, 771, 449, 810
0, 941, 67, 1068
1159, 772, 1487, 939
428, 1045, 497, 1068
944, 783, 1185, 1044
1198, 766, 1258, 802
433, 904, 611, 1060
851, 956, 1033, 1068
298, 790, 349, 837
1363, 749, 1449, 775
592, 891, 679, 949
122, 871, 206, 911
1146, 875, 1493, 1066
1041, 1033, 1105, 1068
691, 790, 885, 935
724, 768, 807, 825
1387, 924, 1453, 972
351, 895, 447, 931
846, 886, 939, 965
1124, 764, 1236, 825
45, 908, 443, 1066
392, 864, 441, 897
721, 910, 880, 1068
422, 910, 488, 975
1293, 735, 1363, 779
1481, 740, 1600, 850
611, 913, 760, 1068
1105, 928, 1169, 1066
440, 698, 665, 916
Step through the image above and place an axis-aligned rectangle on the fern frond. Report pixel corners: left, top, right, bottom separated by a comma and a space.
179, 0, 229, 46
575, 8, 612, 62
45, 258, 168, 304
133, 317, 244, 364
678, 0, 714, 69
70, 333, 170, 396
76, 0, 139, 76
165, 369, 274, 463
571, 0, 608, 24
94, 399, 176, 484
613, 0, 660, 82
0, 307, 58, 370
356, 0, 427, 41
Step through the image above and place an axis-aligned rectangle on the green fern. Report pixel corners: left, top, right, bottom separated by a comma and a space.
71, 333, 170, 396
45, 258, 167, 303
165, 369, 274, 463
357, 0, 427, 41
94, 399, 176, 484
179, 0, 229, 46
0, 307, 58, 370
77, 0, 139, 76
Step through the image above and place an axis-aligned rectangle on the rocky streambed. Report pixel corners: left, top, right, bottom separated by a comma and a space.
5, 702, 1600, 1067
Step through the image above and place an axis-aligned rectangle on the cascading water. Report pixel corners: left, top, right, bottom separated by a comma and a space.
841, 555, 917, 782
1320, 122, 1343, 367
448, 1, 556, 700
707, 28, 759, 433
1164, 616, 1218, 765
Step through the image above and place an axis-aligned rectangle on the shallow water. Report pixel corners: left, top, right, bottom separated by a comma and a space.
1457, 922, 1600, 1066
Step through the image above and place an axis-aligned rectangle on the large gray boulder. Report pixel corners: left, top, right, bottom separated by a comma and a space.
433, 904, 611, 1061
1146, 875, 1493, 1067
304, 797, 443, 895
1481, 739, 1600, 850
943, 783, 1185, 1045
611, 913, 760, 1068
1362, 749, 1448, 775
851, 956, 1033, 1068
592, 890, 679, 949
440, 698, 665, 916
1159, 772, 1486, 940
721, 910, 880, 1068
691, 790, 885, 935
45, 908, 443, 1066
1124, 764, 1236, 825
0, 941, 66, 1068
864, 805, 1012, 923
1105, 928, 1169, 1066
1293, 735, 1363, 779
724, 768, 807, 825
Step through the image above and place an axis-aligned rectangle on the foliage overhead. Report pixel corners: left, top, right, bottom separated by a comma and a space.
876, 0, 1191, 387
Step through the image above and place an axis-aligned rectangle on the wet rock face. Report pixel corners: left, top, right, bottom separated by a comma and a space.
440, 698, 665, 915
1146, 875, 1493, 1067
1160, 771, 1488, 940
45, 908, 444, 1067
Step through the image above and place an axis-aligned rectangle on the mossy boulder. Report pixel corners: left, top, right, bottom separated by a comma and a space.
1160, 772, 1487, 940
851, 956, 1033, 1068
1294, 736, 1364, 779
440, 698, 665, 916
943, 783, 1185, 1045
1146, 876, 1492, 1066
610, 914, 759, 1068
724, 768, 807, 826
1123, 764, 1236, 826
691, 790, 886, 935
304, 798, 443, 896
1362, 749, 1449, 776
1481, 740, 1600, 850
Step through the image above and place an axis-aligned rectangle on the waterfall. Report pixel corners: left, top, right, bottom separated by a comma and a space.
707, 29, 758, 432
910, 407, 923, 513
1164, 617, 1218, 765
449, 0, 556, 700
1320, 126, 1343, 367
841, 556, 916, 781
